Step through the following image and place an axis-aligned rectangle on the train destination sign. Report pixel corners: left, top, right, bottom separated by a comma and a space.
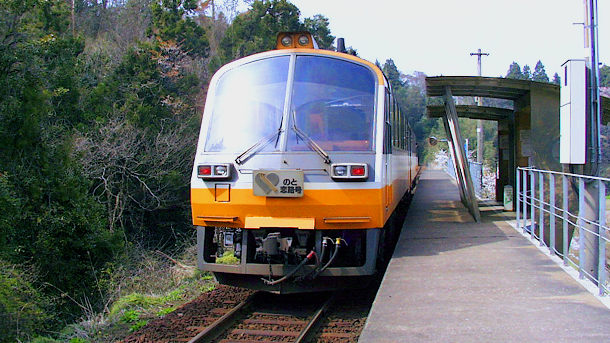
253, 170, 304, 197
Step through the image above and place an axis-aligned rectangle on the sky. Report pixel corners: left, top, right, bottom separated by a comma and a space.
288, 0, 609, 78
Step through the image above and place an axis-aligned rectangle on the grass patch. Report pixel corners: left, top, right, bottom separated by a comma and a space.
156, 306, 177, 317
129, 320, 148, 332
109, 293, 163, 318
56, 243, 217, 342
119, 309, 140, 323
216, 250, 240, 265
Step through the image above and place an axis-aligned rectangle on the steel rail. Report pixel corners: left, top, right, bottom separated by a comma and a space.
187, 291, 335, 343
188, 292, 260, 343
294, 293, 335, 343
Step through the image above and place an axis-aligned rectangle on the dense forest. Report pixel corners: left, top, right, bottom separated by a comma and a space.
1, 1, 608, 341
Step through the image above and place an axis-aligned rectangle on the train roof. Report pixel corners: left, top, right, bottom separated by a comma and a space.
215, 48, 386, 86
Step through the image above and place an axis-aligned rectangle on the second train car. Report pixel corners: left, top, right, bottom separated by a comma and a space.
191, 32, 418, 292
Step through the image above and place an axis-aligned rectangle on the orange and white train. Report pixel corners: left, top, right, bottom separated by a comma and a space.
191, 32, 418, 292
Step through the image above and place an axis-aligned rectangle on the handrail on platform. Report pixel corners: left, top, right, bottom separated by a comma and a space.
516, 167, 609, 296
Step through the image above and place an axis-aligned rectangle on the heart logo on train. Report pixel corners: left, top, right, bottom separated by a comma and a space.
255, 172, 280, 194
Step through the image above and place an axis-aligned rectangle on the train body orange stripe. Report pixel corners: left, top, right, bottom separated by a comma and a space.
191, 187, 388, 229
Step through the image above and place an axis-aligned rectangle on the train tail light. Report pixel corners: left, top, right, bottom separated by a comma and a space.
330, 163, 368, 181
197, 163, 231, 180
351, 166, 366, 176
198, 165, 212, 176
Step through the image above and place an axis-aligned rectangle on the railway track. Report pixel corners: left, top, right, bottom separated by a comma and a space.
186, 291, 337, 343
118, 285, 368, 343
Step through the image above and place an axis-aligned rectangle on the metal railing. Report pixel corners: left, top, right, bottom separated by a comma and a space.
516, 167, 609, 296
447, 159, 483, 198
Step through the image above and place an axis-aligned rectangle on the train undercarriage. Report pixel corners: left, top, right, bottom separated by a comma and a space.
197, 226, 380, 293
197, 195, 411, 293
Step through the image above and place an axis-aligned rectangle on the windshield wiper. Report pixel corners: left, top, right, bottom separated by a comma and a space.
291, 110, 331, 164
235, 128, 283, 165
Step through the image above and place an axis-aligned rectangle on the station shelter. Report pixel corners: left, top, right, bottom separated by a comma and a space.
425, 76, 561, 221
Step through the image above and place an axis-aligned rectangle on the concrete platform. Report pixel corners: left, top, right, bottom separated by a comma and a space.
359, 169, 610, 343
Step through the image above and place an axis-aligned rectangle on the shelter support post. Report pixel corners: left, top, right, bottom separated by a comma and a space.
442, 86, 481, 222
442, 116, 467, 205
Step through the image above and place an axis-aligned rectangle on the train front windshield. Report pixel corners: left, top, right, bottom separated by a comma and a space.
204, 56, 289, 153
204, 55, 376, 153
287, 56, 376, 152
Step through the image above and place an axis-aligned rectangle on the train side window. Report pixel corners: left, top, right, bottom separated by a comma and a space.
395, 100, 399, 148
391, 98, 396, 148
383, 89, 392, 154
400, 113, 407, 149
399, 110, 404, 149
403, 115, 407, 150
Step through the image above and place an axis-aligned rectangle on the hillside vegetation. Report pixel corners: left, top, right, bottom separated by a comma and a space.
1, 1, 605, 342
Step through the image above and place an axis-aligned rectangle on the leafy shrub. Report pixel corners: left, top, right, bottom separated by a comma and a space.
30, 338, 61, 343
0, 175, 20, 257
0, 261, 51, 343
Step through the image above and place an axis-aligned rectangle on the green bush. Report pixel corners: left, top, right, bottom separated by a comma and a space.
0, 0, 125, 326
0, 261, 51, 343
0, 175, 20, 256
30, 338, 61, 343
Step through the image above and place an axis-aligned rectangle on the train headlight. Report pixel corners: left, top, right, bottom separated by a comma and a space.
276, 32, 316, 49
215, 165, 228, 176
330, 163, 368, 181
298, 34, 310, 46
197, 163, 232, 180
333, 165, 348, 176
281, 35, 293, 47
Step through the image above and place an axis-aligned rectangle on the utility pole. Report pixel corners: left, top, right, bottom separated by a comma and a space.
584, 0, 601, 169
580, 0, 602, 287
470, 49, 489, 163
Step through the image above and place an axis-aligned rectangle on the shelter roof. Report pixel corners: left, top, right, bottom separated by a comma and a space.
426, 105, 513, 121
426, 76, 558, 100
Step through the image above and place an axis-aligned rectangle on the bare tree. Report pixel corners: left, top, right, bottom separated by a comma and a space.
74, 115, 196, 234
